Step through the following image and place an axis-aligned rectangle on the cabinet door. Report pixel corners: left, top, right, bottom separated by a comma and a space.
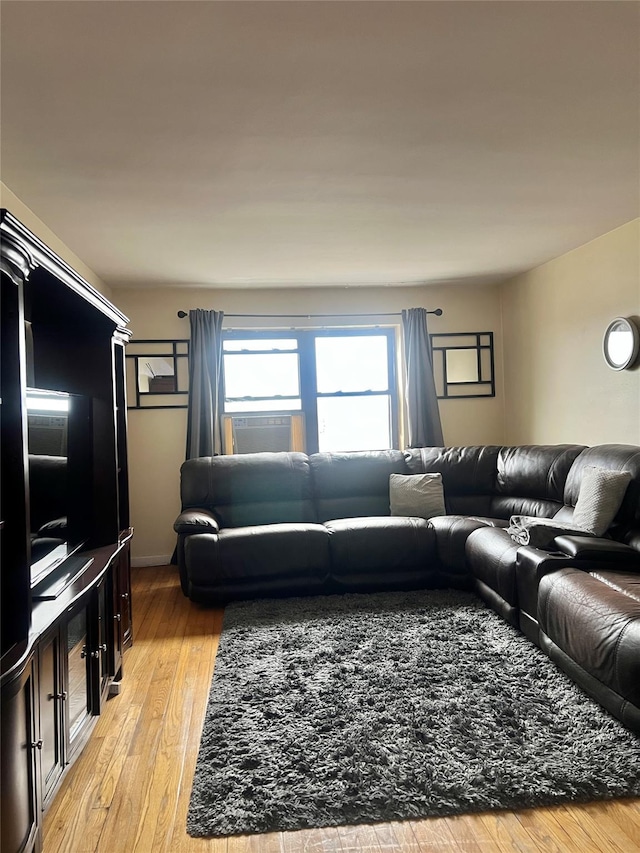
110, 554, 123, 682
88, 576, 110, 709
109, 543, 132, 695
0, 658, 40, 853
37, 630, 65, 804
98, 577, 110, 701
65, 605, 91, 761
120, 570, 132, 654
117, 543, 133, 652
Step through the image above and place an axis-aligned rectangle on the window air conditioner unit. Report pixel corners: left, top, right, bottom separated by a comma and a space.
27, 415, 68, 456
223, 414, 305, 454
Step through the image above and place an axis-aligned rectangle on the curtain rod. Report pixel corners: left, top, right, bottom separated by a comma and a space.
177, 309, 443, 319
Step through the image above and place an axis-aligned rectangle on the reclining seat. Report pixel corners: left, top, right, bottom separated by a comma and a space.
467, 444, 639, 632
406, 444, 585, 592
175, 452, 331, 603
533, 445, 640, 729
309, 450, 437, 593
462, 444, 585, 623
538, 567, 640, 730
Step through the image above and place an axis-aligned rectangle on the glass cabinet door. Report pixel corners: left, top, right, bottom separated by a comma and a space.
96, 577, 110, 702
38, 629, 65, 803
65, 607, 89, 750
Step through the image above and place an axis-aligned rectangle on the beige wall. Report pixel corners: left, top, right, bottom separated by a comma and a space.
6, 179, 638, 562
116, 284, 505, 561
501, 219, 640, 446
1, 182, 112, 299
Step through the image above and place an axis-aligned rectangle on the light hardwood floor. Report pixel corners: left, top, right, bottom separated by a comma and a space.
44, 565, 640, 853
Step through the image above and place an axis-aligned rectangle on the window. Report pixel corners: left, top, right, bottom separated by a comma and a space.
222, 329, 397, 453
223, 338, 301, 412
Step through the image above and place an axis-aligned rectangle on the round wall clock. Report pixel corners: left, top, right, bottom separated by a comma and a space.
602, 317, 640, 371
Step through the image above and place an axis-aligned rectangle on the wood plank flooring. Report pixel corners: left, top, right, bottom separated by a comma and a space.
43, 565, 640, 853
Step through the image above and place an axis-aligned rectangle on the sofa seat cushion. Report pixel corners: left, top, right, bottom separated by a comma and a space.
324, 516, 436, 590
538, 567, 640, 707
429, 515, 509, 575
185, 523, 331, 585
465, 526, 521, 625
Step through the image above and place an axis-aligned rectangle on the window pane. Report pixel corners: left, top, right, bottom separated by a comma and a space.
224, 353, 299, 400
317, 396, 391, 452
315, 336, 389, 393
224, 339, 298, 352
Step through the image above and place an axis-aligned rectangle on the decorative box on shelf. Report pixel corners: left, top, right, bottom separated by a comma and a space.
149, 375, 175, 393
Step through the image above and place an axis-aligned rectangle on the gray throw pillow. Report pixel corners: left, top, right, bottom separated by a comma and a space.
389, 473, 446, 519
571, 466, 632, 536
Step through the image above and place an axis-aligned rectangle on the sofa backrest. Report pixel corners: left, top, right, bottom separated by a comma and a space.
179, 444, 639, 538
404, 446, 499, 516
489, 444, 586, 520
404, 444, 585, 520
309, 450, 408, 522
561, 444, 640, 549
180, 452, 317, 527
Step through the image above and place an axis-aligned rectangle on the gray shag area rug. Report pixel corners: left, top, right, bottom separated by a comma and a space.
187, 590, 640, 837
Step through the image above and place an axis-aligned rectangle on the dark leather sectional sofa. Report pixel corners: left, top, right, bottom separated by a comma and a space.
174, 443, 640, 730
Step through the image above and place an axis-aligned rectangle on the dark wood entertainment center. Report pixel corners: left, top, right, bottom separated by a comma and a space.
1, 210, 133, 853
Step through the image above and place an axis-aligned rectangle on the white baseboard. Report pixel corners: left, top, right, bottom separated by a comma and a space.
131, 555, 172, 568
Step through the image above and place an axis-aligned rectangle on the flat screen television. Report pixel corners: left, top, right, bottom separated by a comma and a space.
27, 388, 93, 590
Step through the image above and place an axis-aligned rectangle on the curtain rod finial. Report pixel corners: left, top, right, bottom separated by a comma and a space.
177, 310, 188, 318
433, 308, 443, 316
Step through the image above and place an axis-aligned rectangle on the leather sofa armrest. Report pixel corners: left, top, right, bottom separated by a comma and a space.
174, 508, 220, 535
515, 545, 580, 629
552, 535, 639, 564
516, 545, 576, 576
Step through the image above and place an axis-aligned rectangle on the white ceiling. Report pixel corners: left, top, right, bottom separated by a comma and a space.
1, 1, 638, 290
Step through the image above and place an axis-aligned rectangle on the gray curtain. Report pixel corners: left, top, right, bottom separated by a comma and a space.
401, 308, 444, 447
185, 309, 225, 459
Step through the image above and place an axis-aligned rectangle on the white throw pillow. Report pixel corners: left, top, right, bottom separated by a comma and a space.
389, 473, 446, 519
571, 466, 632, 536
